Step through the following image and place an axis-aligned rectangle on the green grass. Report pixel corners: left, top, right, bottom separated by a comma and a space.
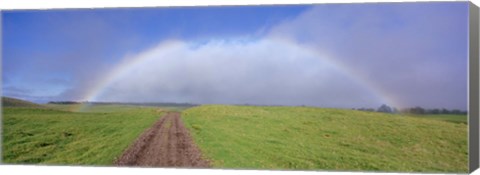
2, 107, 163, 165
2, 97, 44, 108
407, 114, 467, 124
182, 105, 468, 172
45, 104, 154, 113
155, 106, 193, 112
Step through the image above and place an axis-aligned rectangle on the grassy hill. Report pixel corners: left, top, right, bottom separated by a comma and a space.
182, 105, 468, 172
2, 104, 163, 165
2, 97, 44, 108
409, 114, 467, 124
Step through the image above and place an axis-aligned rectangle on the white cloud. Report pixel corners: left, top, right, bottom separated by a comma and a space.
265, 3, 468, 109
91, 3, 468, 109
95, 38, 383, 108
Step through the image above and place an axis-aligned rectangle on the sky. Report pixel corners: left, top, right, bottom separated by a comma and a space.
1, 2, 469, 110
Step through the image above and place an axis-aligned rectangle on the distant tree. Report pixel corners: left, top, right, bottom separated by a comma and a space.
48, 101, 80, 104
429, 108, 440, 114
356, 108, 375, 112
410, 106, 425, 114
451, 109, 462, 115
377, 104, 393, 113
441, 108, 450, 114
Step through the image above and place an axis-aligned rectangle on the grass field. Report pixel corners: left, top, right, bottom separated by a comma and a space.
46, 103, 190, 113
1, 97, 469, 172
2, 106, 162, 165
408, 114, 467, 124
182, 105, 468, 172
46, 104, 153, 113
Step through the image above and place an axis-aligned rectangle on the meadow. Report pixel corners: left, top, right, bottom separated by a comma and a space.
182, 105, 468, 172
2, 98, 163, 165
2, 97, 469, 172
409, 114, 467, 124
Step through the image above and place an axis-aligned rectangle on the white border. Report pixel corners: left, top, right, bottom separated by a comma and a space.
0, 0, 473, 10
0, 165, 453, 175
0, 0, 478, 175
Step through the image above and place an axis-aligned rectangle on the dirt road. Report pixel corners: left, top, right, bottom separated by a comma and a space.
114, 112, 209, 167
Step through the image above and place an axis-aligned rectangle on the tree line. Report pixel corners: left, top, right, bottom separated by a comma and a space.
355, 104, 467, 115
48, 101, 81, 104
47, 101, 198, 107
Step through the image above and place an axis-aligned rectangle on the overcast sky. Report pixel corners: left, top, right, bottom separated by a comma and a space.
2, 2, 469, 110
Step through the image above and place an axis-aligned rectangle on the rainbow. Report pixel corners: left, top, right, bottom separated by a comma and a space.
75, 38, 403, 112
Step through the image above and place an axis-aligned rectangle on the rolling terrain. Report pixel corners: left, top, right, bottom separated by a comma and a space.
1, 97, 468, 172
2, 97, 44, 108
2, 98, 163, 165
182, 105, 468, 172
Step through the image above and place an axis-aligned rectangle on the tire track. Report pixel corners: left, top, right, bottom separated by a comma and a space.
114, 111, 209, 167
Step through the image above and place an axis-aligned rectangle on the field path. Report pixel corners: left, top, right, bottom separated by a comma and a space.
114, 111, 209, 167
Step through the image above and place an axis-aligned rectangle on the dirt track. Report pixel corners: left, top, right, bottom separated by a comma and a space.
114, 112, 209, 167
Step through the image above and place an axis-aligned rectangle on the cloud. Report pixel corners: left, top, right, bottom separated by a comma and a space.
266, 3, 468, 109
87, 3, 468, 110
94, 39, 383, 108
2, 86, 56, 103
3, 86, 32, 96
2, 10, 139, 102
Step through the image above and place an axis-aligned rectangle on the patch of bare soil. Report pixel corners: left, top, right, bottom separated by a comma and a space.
114, 112, 210, 167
